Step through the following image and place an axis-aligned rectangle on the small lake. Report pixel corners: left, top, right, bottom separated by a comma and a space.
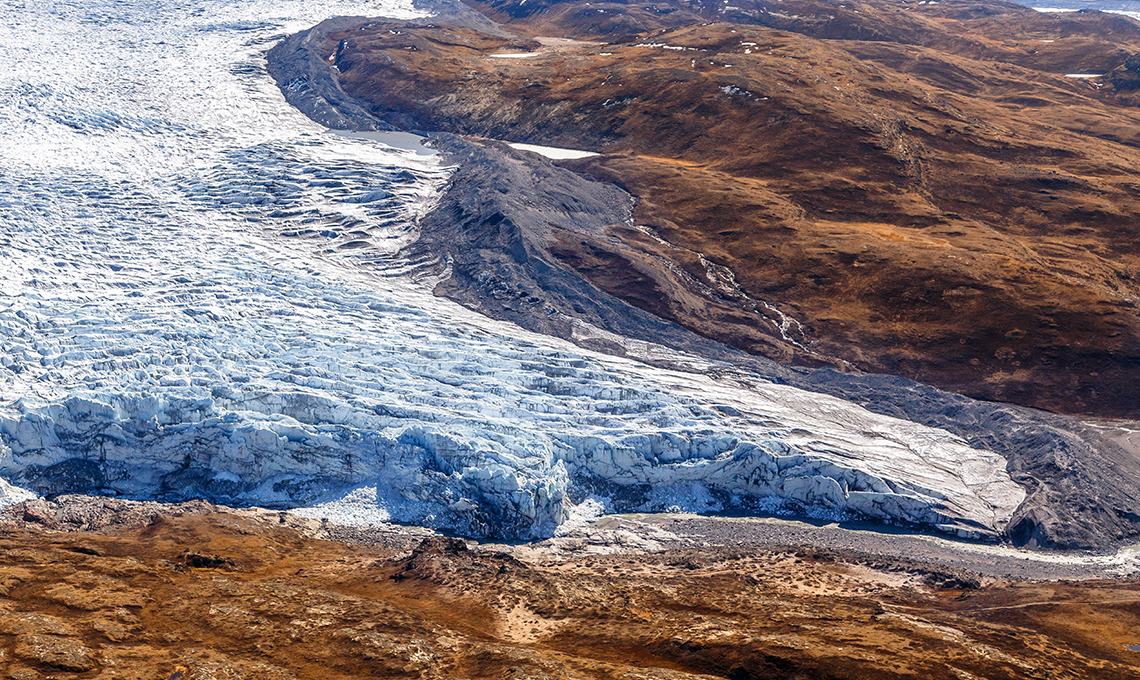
331, 129, 438, 156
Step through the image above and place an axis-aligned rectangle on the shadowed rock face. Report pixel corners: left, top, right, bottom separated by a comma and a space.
315, 0, 1140, 419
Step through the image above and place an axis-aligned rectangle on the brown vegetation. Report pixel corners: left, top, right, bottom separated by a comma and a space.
0, 507, 1138, 679
326, 0, 1140, 416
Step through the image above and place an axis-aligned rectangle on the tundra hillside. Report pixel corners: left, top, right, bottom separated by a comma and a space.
325, 0, 1140, 417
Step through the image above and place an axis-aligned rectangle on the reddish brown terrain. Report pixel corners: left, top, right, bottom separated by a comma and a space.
1, 499, 1139, 679
320, 0, 1140, 416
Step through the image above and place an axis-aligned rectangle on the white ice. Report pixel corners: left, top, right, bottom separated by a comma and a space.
1033, 7, 1140, 21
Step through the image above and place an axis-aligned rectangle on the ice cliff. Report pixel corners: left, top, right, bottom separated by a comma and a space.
0, 270, 1025, 539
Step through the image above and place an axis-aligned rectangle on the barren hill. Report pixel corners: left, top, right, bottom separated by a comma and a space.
321, 0, 1140, 416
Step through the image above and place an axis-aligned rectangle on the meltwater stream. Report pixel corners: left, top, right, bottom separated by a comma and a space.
0, 0, 1025, 539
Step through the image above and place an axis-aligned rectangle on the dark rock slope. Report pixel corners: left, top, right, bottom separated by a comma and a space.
405, 133, 810, 368
266, 1, 1140, 551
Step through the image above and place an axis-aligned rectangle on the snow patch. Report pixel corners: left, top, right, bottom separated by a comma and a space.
507, 142, 599, 159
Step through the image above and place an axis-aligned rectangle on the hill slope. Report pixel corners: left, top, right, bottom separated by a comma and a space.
0, 499, 1137, 679
324, 0, 1140, 417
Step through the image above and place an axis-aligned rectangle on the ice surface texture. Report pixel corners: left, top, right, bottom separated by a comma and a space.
0, 284, 1025, 538
0, 0, 1023, 539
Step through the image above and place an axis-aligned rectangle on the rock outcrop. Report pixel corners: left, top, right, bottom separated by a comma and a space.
0, 512, 1137, 679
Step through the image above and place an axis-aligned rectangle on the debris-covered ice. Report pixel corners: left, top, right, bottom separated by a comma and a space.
0, 0, 1025, 539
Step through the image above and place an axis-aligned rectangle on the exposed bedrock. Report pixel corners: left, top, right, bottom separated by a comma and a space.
257, 4, 1140, 550
265, 0, 510, 130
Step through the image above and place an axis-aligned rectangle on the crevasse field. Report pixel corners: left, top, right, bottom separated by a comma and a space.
0, 0, 1025, 539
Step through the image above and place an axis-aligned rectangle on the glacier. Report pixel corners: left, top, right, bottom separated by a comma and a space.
0, 245, 1025, 538
0, 0, 1026, 540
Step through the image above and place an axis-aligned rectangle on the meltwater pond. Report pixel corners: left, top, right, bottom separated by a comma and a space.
0, 0, 1025, 539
